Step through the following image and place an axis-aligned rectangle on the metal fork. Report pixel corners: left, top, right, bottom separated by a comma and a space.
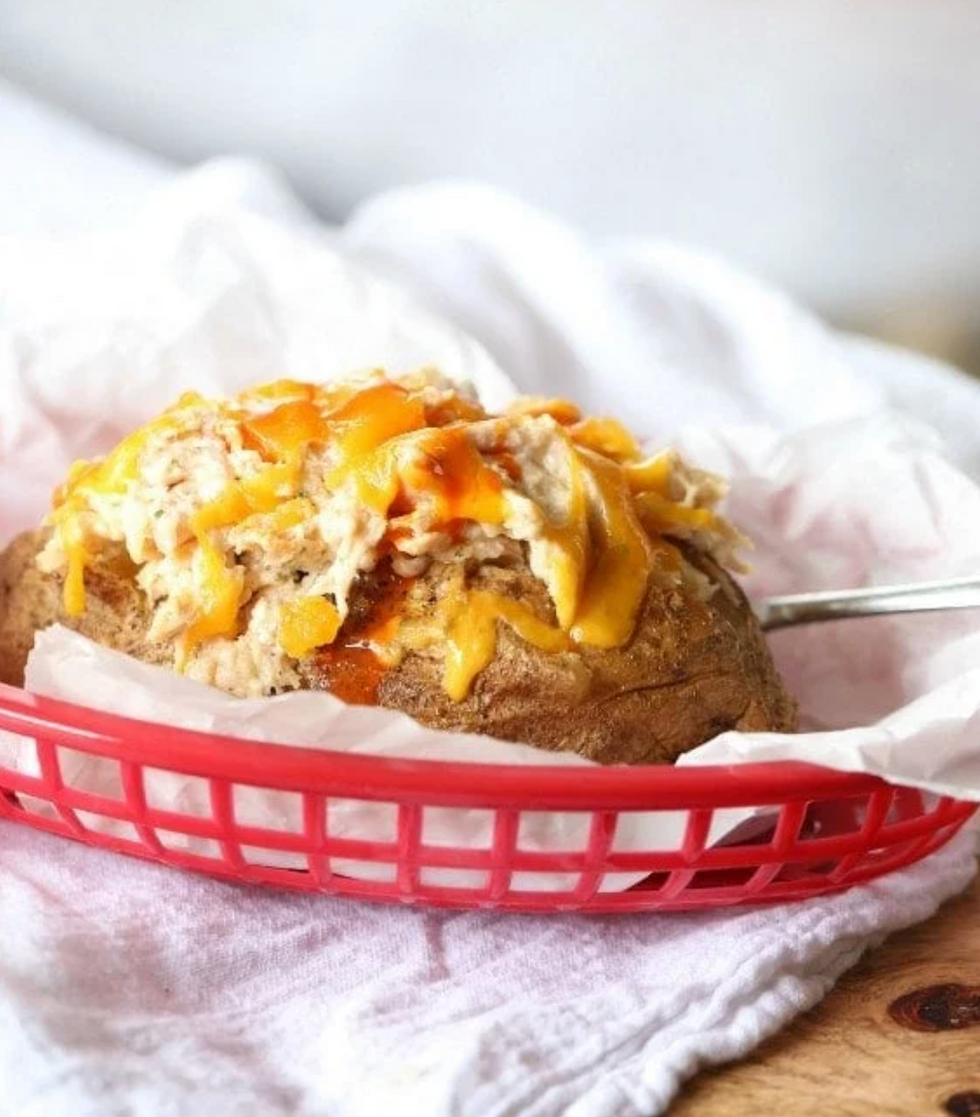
756, 576, 980, 631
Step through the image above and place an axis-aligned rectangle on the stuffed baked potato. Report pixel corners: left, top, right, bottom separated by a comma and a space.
0, 370, 797, 764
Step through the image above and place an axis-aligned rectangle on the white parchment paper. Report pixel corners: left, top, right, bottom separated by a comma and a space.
2, 170, 980, 891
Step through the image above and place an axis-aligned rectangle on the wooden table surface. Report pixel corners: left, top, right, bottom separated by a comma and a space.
672, 863, 980, 1117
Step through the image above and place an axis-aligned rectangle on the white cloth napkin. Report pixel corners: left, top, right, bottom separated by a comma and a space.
0, 820, 973, 1117
2, 90, 980, 1116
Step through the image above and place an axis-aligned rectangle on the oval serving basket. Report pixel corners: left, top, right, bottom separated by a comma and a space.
0, 681, 973, 913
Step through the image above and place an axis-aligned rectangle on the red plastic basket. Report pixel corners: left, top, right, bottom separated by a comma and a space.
0, 680, 973, 912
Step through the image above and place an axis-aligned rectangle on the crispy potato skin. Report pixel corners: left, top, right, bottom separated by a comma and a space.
0, 529, 797, 764
0, 529, 168, 687
311, 544, 798, 764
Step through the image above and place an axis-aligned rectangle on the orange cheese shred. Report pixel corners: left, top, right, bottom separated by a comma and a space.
242, 399, 330, 460
405, 428, 506, 525
178, 541, 245, 664
568, 416, 641, 462
506, 397, 582, 425
279, 597, 342, 658
622, 452, 675, 496
330, 382, 428, 459
49, 396, 200, 615
62, 533, 89, 618
568, 450, 654, 648
442, 590, 572, 701
634, 491, 717, 534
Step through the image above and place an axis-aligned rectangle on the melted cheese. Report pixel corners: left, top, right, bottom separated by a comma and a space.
635, 491, 717, 533
243, 399, 329, 459
327, 434, 409, 514
49, 395, 201, 614
279, 597, 342, 658
329, 425, 506, 525
442, 590, 572, 701
331, 382, 427, 459
323, 384, 433, 513
506, 397, 582, 425
178, 540, 245, 663
422, 443, 682, 692
178, 459, 306, 660
568, 450, 654, 648
623, 452, 674, 496
568, 416, 640, 462
238, 379, 318, 405
62, 529, 89, 618
404, 429, 506, 525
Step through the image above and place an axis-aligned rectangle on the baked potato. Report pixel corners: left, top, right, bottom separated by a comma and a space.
0, 533, 795, 766
0, 370, 798, 764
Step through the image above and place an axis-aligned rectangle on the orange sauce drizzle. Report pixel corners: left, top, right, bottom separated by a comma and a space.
310, 570, 415, 704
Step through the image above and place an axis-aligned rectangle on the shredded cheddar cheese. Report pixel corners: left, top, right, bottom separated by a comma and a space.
442, 589, 572, 701
279, 597, 342, 658
40, 368, 745, 700
567, 416, 640, 462
568, 450, 654, 647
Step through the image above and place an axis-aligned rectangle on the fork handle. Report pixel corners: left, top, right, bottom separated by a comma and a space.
756, 576, 980, 631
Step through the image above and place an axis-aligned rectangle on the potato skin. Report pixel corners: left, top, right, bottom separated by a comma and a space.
0, 529, 168, 688
313, 544, 798, 765
0, 529, 797, 764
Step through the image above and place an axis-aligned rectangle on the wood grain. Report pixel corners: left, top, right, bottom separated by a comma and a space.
672, 864, 980, 1117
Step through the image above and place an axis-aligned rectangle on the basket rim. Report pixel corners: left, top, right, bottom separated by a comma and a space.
0, 680, 890, 808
